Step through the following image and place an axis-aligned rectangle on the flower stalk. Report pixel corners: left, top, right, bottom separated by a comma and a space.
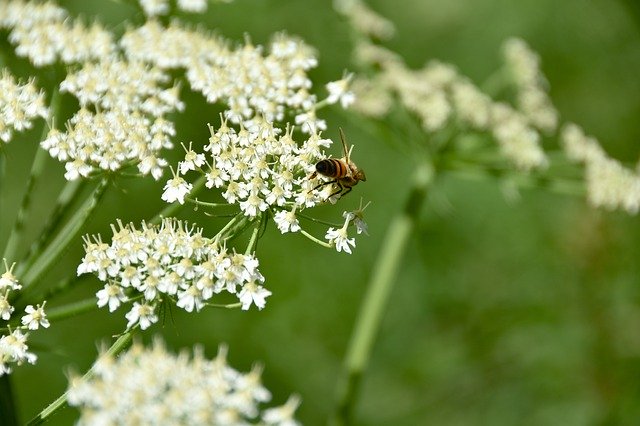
3, 89, 61, 263
331, 160, 434, 426
17, 178, 110, 295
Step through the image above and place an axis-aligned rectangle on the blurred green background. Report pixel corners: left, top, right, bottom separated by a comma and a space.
2, 0, 640, 424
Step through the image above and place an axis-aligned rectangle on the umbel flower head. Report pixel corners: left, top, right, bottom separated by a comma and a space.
78, 219, 270, 331
0, 69, 49, 143
165, 116, 333, 214
0, 259, 50, 376
67, 339, 301, 426
41, 58, 182, 181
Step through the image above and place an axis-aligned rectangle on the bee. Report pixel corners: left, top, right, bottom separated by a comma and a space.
310, 128, 366, 198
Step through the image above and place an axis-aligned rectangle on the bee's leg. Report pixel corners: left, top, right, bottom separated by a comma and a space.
340, 186, 353, 197
310, 179, 337, 192
329, 182, 345, 198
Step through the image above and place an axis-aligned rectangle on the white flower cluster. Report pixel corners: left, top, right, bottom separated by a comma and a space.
502, 38, 558, 134
77, 219, 271, 330
163, 115, 370, 253
122, 21, 322, 128
68, 340, 301, 426
138, 0, 219, 17
561, 123, 640, 214
0, 260, 50, 376
41, 58, 183, 181
0, 0, 115, 66
0, 70, 49, 143
351, 41, 549, 171
164, 116, 333, 215
334, 0, 395, 40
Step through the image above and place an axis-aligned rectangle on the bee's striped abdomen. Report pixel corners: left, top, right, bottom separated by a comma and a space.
316, 159, 348, 178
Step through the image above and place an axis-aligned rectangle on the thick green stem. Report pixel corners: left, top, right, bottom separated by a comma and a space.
17, 178, 109, 294
330, 161, 434, 426
27, 331, 134, 426
19, 179, 85, 270
2, 89, 60, 263
2, 148, 48, 263
0, 375, 18, 426
45, 297, 98, 322
213, 213, 243, 241
443, 160, 586, 196
244, 218, 262, 255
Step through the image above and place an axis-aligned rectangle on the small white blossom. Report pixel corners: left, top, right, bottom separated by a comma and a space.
325, 226, 356, 254
0, 261, 21, 291
125, 302, 158, 330
274, 209, 301, 233
139, 0, 169, 17
96, 283, 127, 312
262, 395, 302, 426
0, 329, 37, 375
162, 172, 193, 204
20, 304, 49, 330
326, 73, 356, 108
238, 281, 272, 310
178, 0, 208, 13
0, 292, 13, 321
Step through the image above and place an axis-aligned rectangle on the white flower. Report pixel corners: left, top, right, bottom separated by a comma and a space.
162, 174, 193, 204
0, 329, 37, 376
239, 193, 269, 217
326, 73, 355, 108
139, 0, 169, 17
262, 395, 302, 426
64, 158, 92, 180
325, 226, 356, 254
273, 209, 301, 233
0, 292, 14, 320
238, 281, 272, 310
0, 261, 21, 291
177, 0, 208, 13
125, 302, 158, 330
20, 304, 49, 330
343, 200, 371, 235
176, 285, 205, 312
96, 283, 127, 312
179, 142, 206, 174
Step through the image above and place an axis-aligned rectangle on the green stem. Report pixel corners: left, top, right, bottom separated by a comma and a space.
27, 331, 134, 426
45, 297, 98, 322
17, 178, 109, 295
0, 375, 18, 426
205, 302, 242, 309
300, 229, 332, 248
244, 218, 262, 255
443, 160, 586, 196
149, 175, 206, 225
3, 89, 60, 263
186, 197, 230, 208
330, 160, 434, 426
213, 213, 243, 241
19, 179, 85, 270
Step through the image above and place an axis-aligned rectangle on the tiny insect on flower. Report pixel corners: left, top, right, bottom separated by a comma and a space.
310, 128, 366, 199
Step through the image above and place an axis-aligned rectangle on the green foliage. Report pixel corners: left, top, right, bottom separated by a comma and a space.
1, 0, 640, 424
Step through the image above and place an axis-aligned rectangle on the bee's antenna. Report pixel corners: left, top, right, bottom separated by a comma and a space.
339, 127, 350, 162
